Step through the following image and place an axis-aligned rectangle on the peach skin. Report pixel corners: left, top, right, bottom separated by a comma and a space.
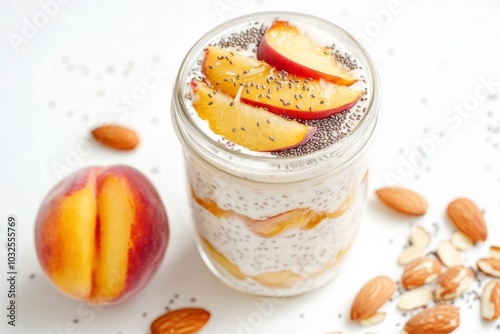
35, 165, 169, 304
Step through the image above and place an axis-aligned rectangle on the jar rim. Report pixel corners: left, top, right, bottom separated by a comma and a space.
171, 11, 381, 182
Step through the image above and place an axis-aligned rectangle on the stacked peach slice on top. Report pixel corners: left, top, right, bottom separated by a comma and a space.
191, 20, 361, 152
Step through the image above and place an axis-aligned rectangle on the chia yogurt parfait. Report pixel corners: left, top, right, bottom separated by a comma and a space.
171, 12, 381, 297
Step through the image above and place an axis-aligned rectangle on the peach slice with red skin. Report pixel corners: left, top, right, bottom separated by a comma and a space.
257, 21, 357, 86
35, 165, 169, 304
202, 46, 362, 120
191, 80, 316, 151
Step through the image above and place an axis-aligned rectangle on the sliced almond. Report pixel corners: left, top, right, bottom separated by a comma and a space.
375, 187, 428, 216
450, 231, 474, 250
358, 312, 386, 326
150, 307, 210, 334
91, 124, 140, 150
410, 226, 430, 248
404, 304, 459, 334
477, 258, 500, 278
350, 276, 396, 320
402, 257, 442, 289
489, 246, 500, 260
436, 240, 462, 268
398, 245, 424, 266
397, 286, 433, 311
447, 198, 487, 242
435, 265, 474, 300
481, 280, 500, 321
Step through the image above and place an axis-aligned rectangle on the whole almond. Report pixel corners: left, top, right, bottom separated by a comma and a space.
477, 258, 500, 278
404, 304, 459, 334
91, 125, 139, 150
375, 187, 427, 216
435, 265, 474, 301
350, 276, 396, 321
481, 280, 500, 321
402, 258, 442, 289
150, 307, 210, 334
447, 198, 487, 242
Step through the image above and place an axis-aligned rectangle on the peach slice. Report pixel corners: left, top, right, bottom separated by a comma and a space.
257, 21, 356, 86
200, 236, 354, 289
249, 209, 328, 238
191, 187, 355, 237
202, 46, 362, 120
191, 80, 315, 151
35, 166, 169, 304
253, 271, 302, 289
200, 237, 246, 280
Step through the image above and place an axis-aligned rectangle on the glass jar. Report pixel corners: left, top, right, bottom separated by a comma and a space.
171, 12, 381, 297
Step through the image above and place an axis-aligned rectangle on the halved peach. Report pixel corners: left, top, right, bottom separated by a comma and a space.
257, 21, 357, 86
191, 80, 316, 151
35, 165, 169, 304
202, 46, 362, 120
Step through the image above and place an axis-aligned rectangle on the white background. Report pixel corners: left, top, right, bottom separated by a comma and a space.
2, 0, 500, 333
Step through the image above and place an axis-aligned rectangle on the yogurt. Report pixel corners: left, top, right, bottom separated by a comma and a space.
171, 12, 381, 296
